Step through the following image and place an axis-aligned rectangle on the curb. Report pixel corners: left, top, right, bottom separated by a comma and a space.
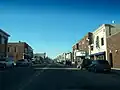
111, 69, 120, 76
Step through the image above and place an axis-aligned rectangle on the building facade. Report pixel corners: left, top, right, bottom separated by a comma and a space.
55, 53, 66, 62
88, 24, 107, 61
34, 53, 46, 63
106, 24, 120, 68
0, 29, 10, 58
88, 24, 120, 68
65, 52, 72, 61
72, 34, 89, 63
8, 41, 33, 61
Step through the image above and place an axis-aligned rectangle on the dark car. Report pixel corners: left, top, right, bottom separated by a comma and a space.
65, 60, 72, 66
77, 59, 93, 70
88, 60, 111, 72
16, 59, 29, 67
0, 58, 15, 69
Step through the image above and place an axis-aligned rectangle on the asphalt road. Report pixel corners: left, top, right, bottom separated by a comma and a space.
1, 63, 120, 90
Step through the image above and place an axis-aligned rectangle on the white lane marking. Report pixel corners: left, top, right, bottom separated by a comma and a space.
18, 66, 49, 90
34, 68, 78, 70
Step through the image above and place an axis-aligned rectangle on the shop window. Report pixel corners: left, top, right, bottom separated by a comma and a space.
101, 38, 104, 46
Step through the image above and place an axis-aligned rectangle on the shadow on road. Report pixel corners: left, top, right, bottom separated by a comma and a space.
111, 69, 120, 76
0, 67, 36, 90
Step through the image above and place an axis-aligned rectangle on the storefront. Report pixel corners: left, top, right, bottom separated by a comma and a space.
90, 51, 106, 60
75, 51, 86, 63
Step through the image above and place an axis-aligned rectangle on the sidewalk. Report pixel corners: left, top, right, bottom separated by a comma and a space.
111, 68, 120, 75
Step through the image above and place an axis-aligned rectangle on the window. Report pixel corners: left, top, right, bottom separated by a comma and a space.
4, 38, 8, 44
0, 35, 2, 44
8, 47, 10, 52
101, 38, 104, 46
76, 43, 79, 50
97, 60, 109, 64
14, 47, 16, 52
96, 36, 100, 48
109, 26, 111, 36
1, 37, 5, 44
82, 41, 84, 44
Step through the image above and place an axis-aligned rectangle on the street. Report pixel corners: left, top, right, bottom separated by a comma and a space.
1, 63, 120, 90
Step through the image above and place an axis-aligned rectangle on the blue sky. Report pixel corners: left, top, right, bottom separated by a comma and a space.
0, 0, 120, 58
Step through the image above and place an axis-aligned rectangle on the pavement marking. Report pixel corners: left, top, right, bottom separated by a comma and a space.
18, 66, 49, 90
34, 68, 79, 70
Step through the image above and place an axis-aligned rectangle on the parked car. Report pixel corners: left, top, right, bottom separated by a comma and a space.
0, 58, 15, 69
27, 59, 32, 66
65, 60, 72, 66
32, 59, 36, 64
88, 60, 111, 72
16, 59, 30, 67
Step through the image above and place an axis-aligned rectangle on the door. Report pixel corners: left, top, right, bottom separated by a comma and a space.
109, 53, 113, 67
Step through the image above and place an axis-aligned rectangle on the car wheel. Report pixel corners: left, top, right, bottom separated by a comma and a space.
88, 68, 91, 72
79, 66, 82, 70
77, 65, 80, 68
106, 70, 111, 73
11, 64, 14, 68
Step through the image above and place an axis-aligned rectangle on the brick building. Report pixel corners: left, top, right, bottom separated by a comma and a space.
72, 34, 89, 63
0, 29, 10, 58
106, 25, 120, 68
78, 34, 89, 56
88, 24, 120, 68
8, 41, 33, 61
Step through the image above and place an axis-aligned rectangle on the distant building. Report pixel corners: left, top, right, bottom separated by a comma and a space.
8, 41, 33, 61
55, 52, 72, 63
0, 29, 10, 59
34, 53, 46, 63
55, 53, 66, 62
65, 52, 72, 61
34, 53, 46, 59
72, 34, 89, 63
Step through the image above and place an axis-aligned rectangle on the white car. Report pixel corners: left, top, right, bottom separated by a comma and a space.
0, 58, 15, 68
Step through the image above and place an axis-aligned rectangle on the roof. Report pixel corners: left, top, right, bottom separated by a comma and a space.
78, 34, 88, 43
8, 41, 33, 50
8, 41, 25, 44
0, 29, 10, 37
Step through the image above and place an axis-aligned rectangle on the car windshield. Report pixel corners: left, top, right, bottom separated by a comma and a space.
97, 60, 109, 64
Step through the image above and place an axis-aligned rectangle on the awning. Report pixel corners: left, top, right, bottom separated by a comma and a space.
90, 52, 105, 56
